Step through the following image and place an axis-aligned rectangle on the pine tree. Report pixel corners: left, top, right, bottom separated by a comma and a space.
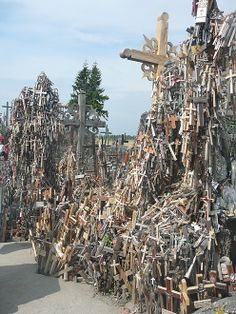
88, 63, 109, 117
69, 62, 90, 112
69, 63, 109, 118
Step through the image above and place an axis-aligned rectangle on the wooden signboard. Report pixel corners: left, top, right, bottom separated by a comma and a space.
196, 0, 209, 24
162, 309, 176, 314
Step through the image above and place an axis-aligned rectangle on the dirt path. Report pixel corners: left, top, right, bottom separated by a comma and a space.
0, 242, 121, 314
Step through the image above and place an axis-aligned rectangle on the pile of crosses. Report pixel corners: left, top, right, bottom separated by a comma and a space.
9, 1, 236, 314
9, 72, 64, 232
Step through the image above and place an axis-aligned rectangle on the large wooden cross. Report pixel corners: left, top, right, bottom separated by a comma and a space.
187, 273, 215, 309
157, 277, 182, 312
120, 12, 169, 80
2, 101, 11, 128
64, 91, 106, 171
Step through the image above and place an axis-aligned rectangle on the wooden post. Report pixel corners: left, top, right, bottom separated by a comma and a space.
76, 91, 86, 170
179, 279, 190, 314
156, 12, 169, 77
92, 133, 97, 177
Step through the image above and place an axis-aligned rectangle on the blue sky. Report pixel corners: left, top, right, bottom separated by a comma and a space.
0, 0, 235, 135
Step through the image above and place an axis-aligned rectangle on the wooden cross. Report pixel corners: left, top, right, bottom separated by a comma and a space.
136, 222, 148, 230
141, 244, 147, 264
187, 273, 214, 309
64, 91, 106, 171
203, 278, 228, 296
225, 69, 236, 94
78, 215, 87, 225
120, 12, 169, 81
120, 48, 167, 66
157, 277, 182, 312
178, 279, 190, 314
2, 101, 12, 128
110, 259, 120, 275
151, 277, 156, 286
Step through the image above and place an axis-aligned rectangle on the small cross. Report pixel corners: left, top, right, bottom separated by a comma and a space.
110, 259, 120, 275
225, 69, 236, 94
187, 273, 215, 300
78, 215, 87, 225
141, 245, 147, 264
151, 277, 156, 286
122, 234, 132, 241
136, 222, 148, 231
169, 114, 177, 129
2, 101, 12, 128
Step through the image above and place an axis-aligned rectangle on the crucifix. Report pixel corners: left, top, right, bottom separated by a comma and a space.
157, 277, 182, 313
120, 12, 169, 82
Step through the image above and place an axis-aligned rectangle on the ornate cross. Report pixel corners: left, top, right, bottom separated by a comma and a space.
120, 12, 169, 81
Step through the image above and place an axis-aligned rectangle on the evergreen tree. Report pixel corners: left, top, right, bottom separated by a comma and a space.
69, 62, 90, 112
69, 62, 109, 118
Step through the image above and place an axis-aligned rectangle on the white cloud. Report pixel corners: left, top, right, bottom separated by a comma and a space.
0, 0, 235, 134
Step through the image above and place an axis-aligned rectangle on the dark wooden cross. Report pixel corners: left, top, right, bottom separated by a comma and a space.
64, 91, 105, 172
157, 277, 182, 312
2, 101, 11, 128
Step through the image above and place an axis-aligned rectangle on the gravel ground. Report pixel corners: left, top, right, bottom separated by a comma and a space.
193, 295, 236, 314
0, 242, 121, 314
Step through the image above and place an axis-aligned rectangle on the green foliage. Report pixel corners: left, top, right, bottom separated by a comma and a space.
103, 233, 111, 246
70, 62, 109, 118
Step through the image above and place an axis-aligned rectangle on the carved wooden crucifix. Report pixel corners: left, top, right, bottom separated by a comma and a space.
120, 12, 169, 81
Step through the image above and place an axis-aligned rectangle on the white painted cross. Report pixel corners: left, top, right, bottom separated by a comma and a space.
110, 259, 120, 275
225, 69, 236, 94
136, 222, 148, 231
141, 245, 147, 264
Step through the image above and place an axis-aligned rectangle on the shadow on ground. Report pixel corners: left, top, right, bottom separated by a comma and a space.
0, 241, 31, 255
0, 263, 60, 314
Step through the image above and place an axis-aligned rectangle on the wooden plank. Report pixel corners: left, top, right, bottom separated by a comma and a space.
120, 49, 167, 66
